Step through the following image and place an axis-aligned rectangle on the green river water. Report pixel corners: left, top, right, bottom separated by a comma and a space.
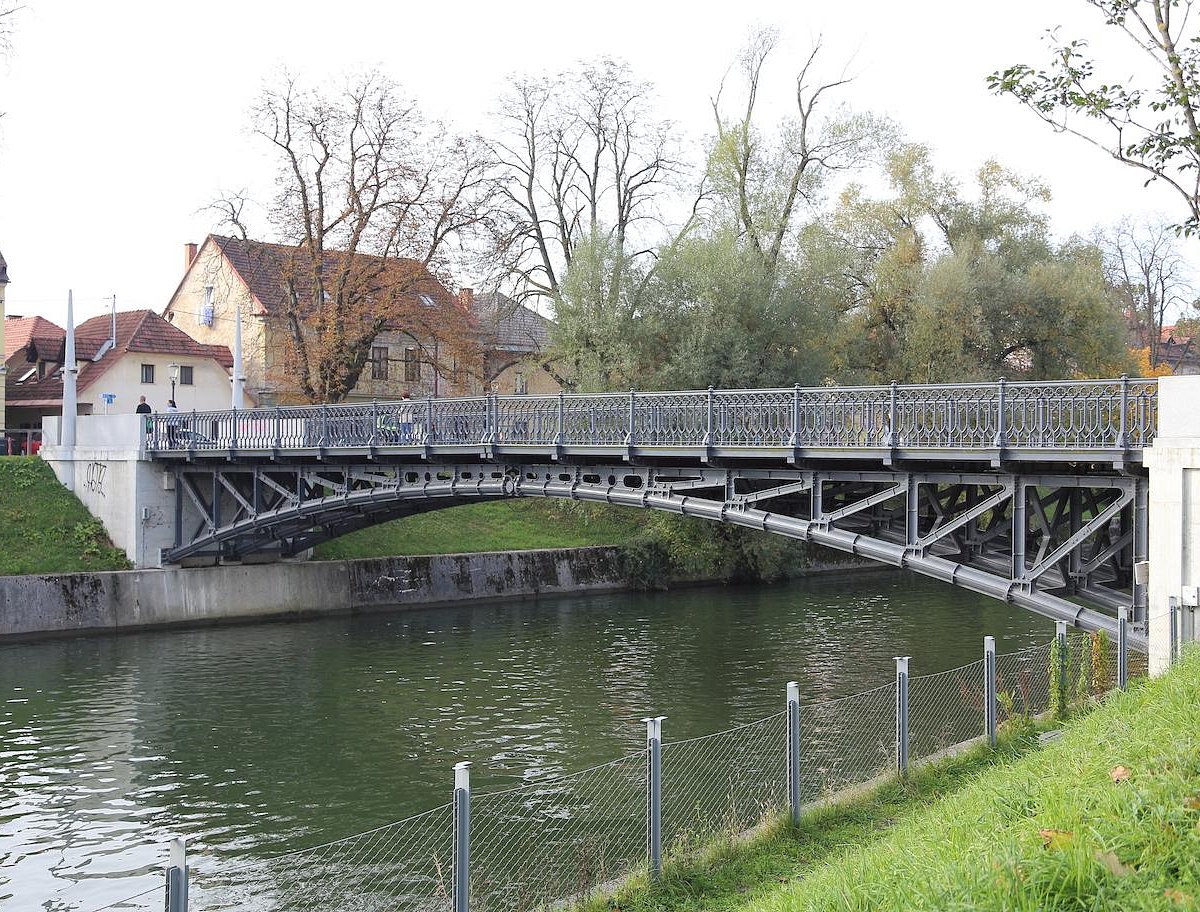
0, 571, 1052, 910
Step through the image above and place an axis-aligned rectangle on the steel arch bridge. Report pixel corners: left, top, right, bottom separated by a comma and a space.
148, 378, 1158, 649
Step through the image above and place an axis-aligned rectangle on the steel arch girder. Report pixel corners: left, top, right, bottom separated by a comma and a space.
164, 462, 1147, 652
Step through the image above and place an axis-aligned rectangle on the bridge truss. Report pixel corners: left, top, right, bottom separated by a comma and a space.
151, 378, 1156, 650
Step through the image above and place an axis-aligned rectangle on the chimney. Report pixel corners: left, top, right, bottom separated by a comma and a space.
184, 242, 198, 272
458, 287, 475, 309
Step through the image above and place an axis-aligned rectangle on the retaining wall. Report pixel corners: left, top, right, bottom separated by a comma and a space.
0, 547, 635, 639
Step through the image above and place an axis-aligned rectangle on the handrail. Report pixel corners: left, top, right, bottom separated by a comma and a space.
145, 376, 1159, 455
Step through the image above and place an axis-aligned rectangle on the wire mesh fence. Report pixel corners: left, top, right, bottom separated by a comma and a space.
469, 753, 646, 912
120, 632, 1150, 912
908, 658, 987, 759
191, 804, 452, 912
661, 712, 789, 854
802, 682, 896, 798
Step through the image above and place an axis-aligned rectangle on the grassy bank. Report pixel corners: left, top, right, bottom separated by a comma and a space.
586, 654, 1200, 912
0, 458, 130, 575
313, 500, 649, 560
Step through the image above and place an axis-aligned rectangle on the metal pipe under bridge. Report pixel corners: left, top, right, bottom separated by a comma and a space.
133, 377, 1160, 651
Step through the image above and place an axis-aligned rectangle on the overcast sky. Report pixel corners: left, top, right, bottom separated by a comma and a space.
0, 0, 1192, 328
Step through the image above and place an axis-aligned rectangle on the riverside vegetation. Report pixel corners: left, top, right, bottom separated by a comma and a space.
581, 650, 1200, 912
0, 458, 128, 576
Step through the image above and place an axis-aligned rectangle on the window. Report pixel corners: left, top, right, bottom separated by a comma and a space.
179, 365, 194, 386
514, 371, 528, 395
418, 293, 435, 307
404, 347, 419, 382
140, 364, 155, 384
371, 345, 389, 380
199, 286, 214, 326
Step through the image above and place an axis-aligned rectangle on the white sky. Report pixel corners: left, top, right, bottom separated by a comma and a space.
0, 0, 1192, 328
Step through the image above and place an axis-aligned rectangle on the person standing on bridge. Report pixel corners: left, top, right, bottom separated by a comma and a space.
136, 396, 153, 443
397, 391, 415, 444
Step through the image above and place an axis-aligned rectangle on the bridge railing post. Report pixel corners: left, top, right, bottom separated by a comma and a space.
984, 636, 997, 747
370, 399, 378, 447
886, 380, 898, 447
1117, 373, 1130, 450
993, 377, 1008, 449
425, 395, 435, 445
786, 681, 801, 825
644, 715, 665, 880
1118, 607, 1129, 690
704, 386, 715, 448
273, 407, 282, 450
320, 404, 329, 448
556, 390, 565, 449
453, 761, 471, 912
788, 383, 802, 448
895, 656, 909, 776
164, 836, 188, 912
626, 389, 637, 452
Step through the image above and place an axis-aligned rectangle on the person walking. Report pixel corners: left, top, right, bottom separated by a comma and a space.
136, 395, 153, 442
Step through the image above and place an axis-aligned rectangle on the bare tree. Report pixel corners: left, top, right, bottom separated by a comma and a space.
1101, 219, 1193, 363
487, 59, 681, 306
0, 2, 22, 119
214, 71, 498, 403
710, 31, 883, 275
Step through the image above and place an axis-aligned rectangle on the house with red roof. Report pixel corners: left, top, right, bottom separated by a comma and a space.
162, 235, 559, 404
4, 308, 243, 449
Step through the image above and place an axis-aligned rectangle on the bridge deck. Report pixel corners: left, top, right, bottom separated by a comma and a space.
147, 378, 1156, 465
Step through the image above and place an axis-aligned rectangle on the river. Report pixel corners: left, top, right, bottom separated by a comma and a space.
0, 571, 1052, 910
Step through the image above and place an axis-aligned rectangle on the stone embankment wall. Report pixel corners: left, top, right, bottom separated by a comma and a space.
0, 547, 872, 640
0, 547, 630, 639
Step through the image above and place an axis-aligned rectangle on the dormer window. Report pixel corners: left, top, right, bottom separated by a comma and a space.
419, 293, 435, 307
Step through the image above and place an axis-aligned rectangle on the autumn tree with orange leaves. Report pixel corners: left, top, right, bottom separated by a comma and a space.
215, 71, 498, 403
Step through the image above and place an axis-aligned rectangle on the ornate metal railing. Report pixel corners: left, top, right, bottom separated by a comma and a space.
145, 377, 1158, 456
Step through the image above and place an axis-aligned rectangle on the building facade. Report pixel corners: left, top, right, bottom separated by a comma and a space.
163, 236, 560, 405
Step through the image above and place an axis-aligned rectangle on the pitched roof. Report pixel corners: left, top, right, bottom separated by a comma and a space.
6, 310, 233, 407
472, 292, 552, 353
0, 249, 9, 284
209, 235, 455, 317
4, 315, 64, 361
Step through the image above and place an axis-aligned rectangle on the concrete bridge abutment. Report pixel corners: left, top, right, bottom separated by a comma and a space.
1144, 375, 1200, 674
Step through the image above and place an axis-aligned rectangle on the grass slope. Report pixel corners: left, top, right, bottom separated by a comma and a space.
0, 458, 130, 575
312, 499, 649, 560
587, 654, 1200, 912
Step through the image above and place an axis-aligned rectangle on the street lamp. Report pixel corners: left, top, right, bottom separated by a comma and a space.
168, 363, 179, 402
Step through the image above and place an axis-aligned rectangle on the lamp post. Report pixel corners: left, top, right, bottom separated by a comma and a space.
168, 363, 179, 402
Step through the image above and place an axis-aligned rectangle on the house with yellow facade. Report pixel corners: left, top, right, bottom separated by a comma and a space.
163, 236, 559, 406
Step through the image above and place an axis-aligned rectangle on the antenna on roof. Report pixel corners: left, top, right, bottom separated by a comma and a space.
92, 294, 118, 362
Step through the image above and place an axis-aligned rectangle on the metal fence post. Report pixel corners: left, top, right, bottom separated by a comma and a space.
1055, 620, 1069, 709
644, 715, 665, 880
895, 657, 910, 776
786, 681, 801, 825
1117, 607, 1129, 690
164, 836, 188, 912
983, 636, 997, 747
1169, 596, 1179, 666
453, 761, 471, 912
